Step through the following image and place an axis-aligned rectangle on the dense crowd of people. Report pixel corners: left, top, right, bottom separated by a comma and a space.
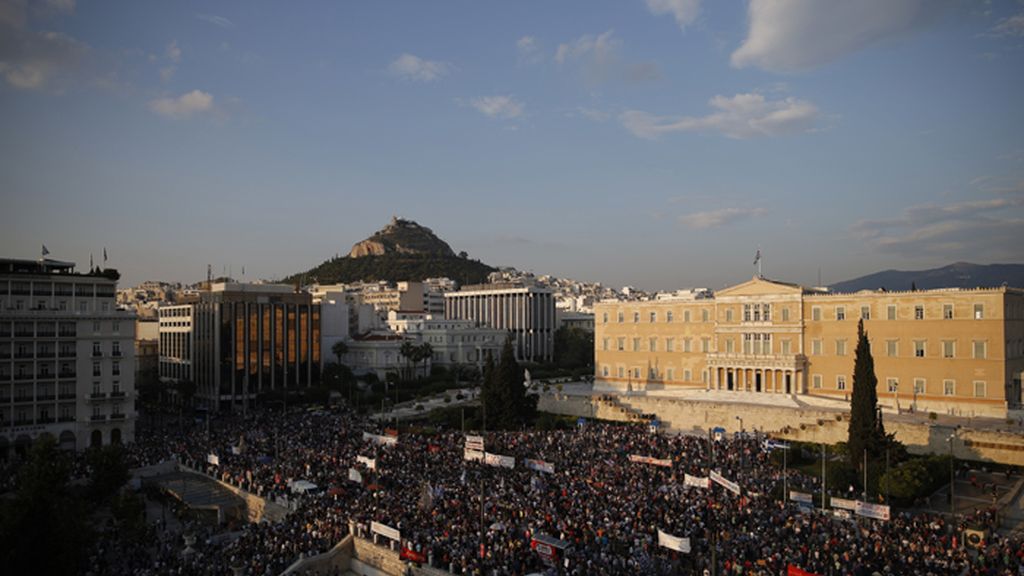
7, 400, 1024, 575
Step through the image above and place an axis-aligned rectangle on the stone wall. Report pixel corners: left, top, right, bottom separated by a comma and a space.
176, 463, 290, 523
281, 535, 355, 575
539, 394, 1024, 466
352, 537, 409, 575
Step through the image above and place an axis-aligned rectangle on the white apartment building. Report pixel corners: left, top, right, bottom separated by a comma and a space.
1, 258, 136, 455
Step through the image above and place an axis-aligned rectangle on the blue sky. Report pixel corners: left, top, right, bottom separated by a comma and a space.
1, 0, 1022, 291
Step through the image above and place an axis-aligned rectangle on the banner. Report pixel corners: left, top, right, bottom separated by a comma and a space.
531, 535, 568, 567
854, 501, 890, 521
371, 521, 400, 542
787, 566, 821, 576
363, 432, 397, 446
348, 467, 363, 484
789, 491, 813, 504
357, 455, 377, 470
628, 454, 673, 467
525, 458, 555, 474
484, 452, 515, 469
684, 474, 710, 489
709, 470, 740, 495
465, 434, 484, 452
207, 453, 219, 466
657, 529, 691, 553
464, 449, 484, 462
231, 445, 242, 455
830, 497, 857, 511
400, 546, 427, 563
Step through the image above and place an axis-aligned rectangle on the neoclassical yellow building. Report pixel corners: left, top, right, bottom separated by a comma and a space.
594, 277, 1024, 418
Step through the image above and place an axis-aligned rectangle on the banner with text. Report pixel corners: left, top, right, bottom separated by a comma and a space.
525, 458, 555, 474
207, 453, 219, 466
348, 468, 363, 484
855, 501, 891, 521
657, 529, 691, 553
464, 449, 484, 462
363, 432, 397, 447
787, 565, 821, 576
484, 452, 515, 469
356, 455, 377, 470
465, 435, 484, 452
710, 470, 741, 495
789, 491, 813, 504
371, 521, 401, 542
684, 474, 710, 489
830, 497, 857, 511
628, 454, 673, 467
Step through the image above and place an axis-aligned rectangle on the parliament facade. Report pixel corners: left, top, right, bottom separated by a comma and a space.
594, 277, 1024, 419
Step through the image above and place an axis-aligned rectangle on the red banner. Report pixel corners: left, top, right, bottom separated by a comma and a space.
788, 565, 821, 576
400, 546, 427, 563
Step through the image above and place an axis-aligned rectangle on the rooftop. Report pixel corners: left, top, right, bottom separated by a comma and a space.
0, 257, 120, 281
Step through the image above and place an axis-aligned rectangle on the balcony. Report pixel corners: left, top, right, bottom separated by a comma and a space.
109, 413, 125, 421
36, 352, 55, 358
91, 351, 102, 357
59, 351, 77, 358
36, 394, 55, 401
58, 393, 75, 400
110, 390, 125, 399
90, 414, 106, 422
36, 331, 55, 338
58, 331, 76, 338
14, 395, 34, 403
112, 350, 122, 357
13, 419, 33, 426
89, 392, 106, 400
58, 371, 76, 378
58, 416, 75, 423
37, 417, 54, 424
13, 374, 33, 382
14, 332, 34, 338
13, 352, 34, 359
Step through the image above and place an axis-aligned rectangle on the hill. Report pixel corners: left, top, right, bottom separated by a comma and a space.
285, 218, 495, 286
830, 262, 1024, 293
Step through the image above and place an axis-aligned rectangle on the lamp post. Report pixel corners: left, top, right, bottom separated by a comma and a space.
948, 432, 957, 516
735, 415, 743, 434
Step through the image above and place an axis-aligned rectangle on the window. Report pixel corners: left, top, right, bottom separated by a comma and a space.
667, 368, 674, 381
648, 367, 657, 379
78, 300, 88, 312
973, 381, 986, 398
914, 305, 924, 320
812, 374, 822, 389
812, 307, 821, 321
701, 337, 710, 352
617, 312, 624, 323
666, 338, 674, 352
914, 340, 926, 358
974, 304, 984, 319
649, 337, 657, 352
92, 361, 101, 377
112, 341, 120, 356
617, 338, 625, 352
743, 304, 751, 322
650, 311, 657, 323
836, 339, 847, 356
701, 309, 709, 323
914, 378, 926, 395
781, 340, 791, 354
973, 340, 986, 359
683, 310, 691, 323
602, 338, 609, 351
781, 308, 790, 322
943, 379, 955, 396
632, 338, 641, 351
112, 321, 120, 333
602, 366, 609, 377
860, 306, 870, 320
617, 366, 624, 378
666, 311, 674, 323
602, 312, 608, 324
92, 321, 101, 333
943, 304, 953, 320
726, 339, 735, 353
683, 338, 692, 353
812, 339, 822, 355
763, 304, 771, 322
836, 307, 846, 321
887, 305, 897, 320
633, 312, 640, 323
943, 340, 955, 359
684, 369, 692, 381
726, 309, 734, 322
887, 378, 898, 393
633, 368, 641, 379
886, 340, 898, 357
92, 341, 101, 356
837, 375, 847, 390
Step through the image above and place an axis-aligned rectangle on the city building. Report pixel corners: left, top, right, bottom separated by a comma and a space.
445, 283, 556, 363
158, 283, 330, 412
1, 257, 136, 455
594, 276, 1024, 418
387, 311, 506, 367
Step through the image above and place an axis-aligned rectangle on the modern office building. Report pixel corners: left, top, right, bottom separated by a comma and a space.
594, 276, 1024, 418
1, 257, 136, 455
445, 283, 556, 363
158, 283, 323, 412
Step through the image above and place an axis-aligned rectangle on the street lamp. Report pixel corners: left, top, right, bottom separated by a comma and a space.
948, 432, 957, 516
735, 415, 743, 434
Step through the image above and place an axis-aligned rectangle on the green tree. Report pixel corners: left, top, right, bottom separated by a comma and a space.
847, 319, 888, 475
481, 337, 538, 429
400, 340, 418, 382
553, 326, 594, 369
331, 340, 349, 364
416, 342, 433, 379
87, 444, 130, 504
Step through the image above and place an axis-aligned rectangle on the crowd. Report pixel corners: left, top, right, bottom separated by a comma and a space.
8, 400, 1024, 575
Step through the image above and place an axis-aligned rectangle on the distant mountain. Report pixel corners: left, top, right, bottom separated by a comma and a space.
284, 218, 495, 286
830, 262, 1024, 293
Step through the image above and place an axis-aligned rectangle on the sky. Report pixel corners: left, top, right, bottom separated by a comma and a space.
1, 0, 1022, 292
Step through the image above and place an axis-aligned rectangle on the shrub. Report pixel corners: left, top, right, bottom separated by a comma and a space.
929, 412, 937, 421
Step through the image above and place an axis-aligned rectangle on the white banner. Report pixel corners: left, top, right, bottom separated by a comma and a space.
830, 497, 857, 511
363, 432, 397, 446
464, 449, 484, 462
709, 470, 740, 495
207, 453, 219, 466
465, 435, 484, 452
789, 491, 813, 504
231, 446, 242, 455
348, 467, 363, 484
684, 474, 710, 489
357, 455, 377, 470
371, 521, 401, 542
628, 454, 673, 467
525, 458, 555, 474
854, 501, 890, 521
484, 452, 515, 469
657, 529, 691, 553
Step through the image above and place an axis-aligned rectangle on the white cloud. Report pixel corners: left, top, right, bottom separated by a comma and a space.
470, 95, 524, 119
990, 12, 1024, 37
517, 36, 537, 54
853, 195, 1024, 259
388, 53, 451, 82
0, 28, 87, 90
197, 13, 234, 28
575, 107, 610, 122
166, 40, 181, 63
679, 207, 767, 229
555, 29, 619, 65
555, 30, 659, 83
621, 92, 819, 140
645, 0, 700, 30
731, 0, 940, 73
148, 89, 214, 118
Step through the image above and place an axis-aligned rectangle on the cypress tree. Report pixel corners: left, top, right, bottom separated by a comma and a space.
848, 319, 886, 471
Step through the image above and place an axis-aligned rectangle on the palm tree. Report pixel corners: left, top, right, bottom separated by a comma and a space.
417, 342, 433, 379
331, 340, 349, 365
400, 340, 417, 383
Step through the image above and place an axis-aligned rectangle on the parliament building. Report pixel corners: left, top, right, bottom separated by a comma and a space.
594, 277, 1024, 419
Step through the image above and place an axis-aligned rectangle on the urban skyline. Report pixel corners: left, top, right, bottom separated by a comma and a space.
2, 0, 1023, 291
